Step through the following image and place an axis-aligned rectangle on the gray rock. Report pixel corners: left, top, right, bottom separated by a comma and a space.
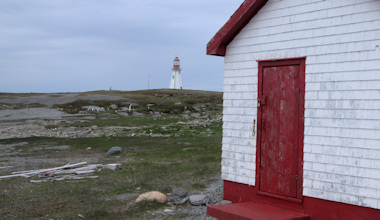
189, 195, 208, 206
177, 142, 191, 145
132, 111, 144, 116
190, 113, 201, 118
117, 112, 129, 117
171, 188, 188, 198
106, 146, 122, 155
109, 104, 118, 110
45, 145, 69, 150
175, 197, 189, 205
193, 106, 201, 111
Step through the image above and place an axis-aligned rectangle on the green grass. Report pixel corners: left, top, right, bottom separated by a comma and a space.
0, 123, 222, 219
0, 89, 223, 219
54, 89, 222, 114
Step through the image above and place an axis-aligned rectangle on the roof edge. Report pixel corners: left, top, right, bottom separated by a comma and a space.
207, 0, 269, 56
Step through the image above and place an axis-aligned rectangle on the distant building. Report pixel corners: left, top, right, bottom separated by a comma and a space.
206, 0, 380, 219
169, 57, 182, 90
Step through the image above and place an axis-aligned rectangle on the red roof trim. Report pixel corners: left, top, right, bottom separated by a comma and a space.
207, 0, 269, 56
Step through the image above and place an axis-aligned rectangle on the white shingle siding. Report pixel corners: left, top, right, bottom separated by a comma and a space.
222, 0, 380, 209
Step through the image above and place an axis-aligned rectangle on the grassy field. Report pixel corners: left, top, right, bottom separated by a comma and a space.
0, 90, 223, 219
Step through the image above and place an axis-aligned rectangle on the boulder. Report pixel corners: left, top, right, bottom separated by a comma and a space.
189, 195, 208, 206
171, 188, 188, 198
135, 191, 168, 204
175, 197, 189, 205
106, 146, 122, 155
109, 104, 118, 110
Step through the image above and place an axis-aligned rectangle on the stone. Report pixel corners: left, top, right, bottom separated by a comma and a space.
193, 106, 201, 111
177, 142, 191, 145
45, 145, 69, 150
109, 104, 118, 110
135, 191, 168, 204
189, 195, 208, 206
171, 188, 188, 198
175, 197, 189, 205
132, 112, 144, 116
190, 113, 200, 118
106, 146, 122, 155
117, 112, 129, 117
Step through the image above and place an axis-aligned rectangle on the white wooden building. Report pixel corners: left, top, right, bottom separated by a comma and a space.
206, 0, 380, 219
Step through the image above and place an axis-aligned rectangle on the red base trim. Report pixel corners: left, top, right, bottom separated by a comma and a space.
221, 180, 380, 220
208, 202, 310, 220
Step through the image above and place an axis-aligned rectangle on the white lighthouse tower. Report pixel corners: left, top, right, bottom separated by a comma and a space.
169, 56, 182, 90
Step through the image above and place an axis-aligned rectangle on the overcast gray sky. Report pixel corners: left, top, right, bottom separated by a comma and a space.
0, 0, 244, 93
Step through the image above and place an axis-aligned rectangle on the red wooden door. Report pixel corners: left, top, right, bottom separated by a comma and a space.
256, 58, 305, 202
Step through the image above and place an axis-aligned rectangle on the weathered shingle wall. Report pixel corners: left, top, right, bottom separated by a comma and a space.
222, 0, 380, 209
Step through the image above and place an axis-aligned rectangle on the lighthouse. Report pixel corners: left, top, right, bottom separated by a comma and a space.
169, 57, 182, 90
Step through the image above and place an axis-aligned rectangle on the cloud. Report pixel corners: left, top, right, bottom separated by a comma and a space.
0, 0, 244, 93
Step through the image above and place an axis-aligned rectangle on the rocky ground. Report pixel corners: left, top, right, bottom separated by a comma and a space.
0, 90, 225, 219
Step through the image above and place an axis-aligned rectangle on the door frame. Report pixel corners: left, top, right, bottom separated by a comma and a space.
255, 57, 306, 203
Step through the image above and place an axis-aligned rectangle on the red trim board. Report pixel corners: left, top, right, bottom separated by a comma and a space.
222, 180, 380, 220
207, 0, 269, 56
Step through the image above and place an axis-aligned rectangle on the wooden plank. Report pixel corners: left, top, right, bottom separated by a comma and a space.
0, 162, 87, 179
